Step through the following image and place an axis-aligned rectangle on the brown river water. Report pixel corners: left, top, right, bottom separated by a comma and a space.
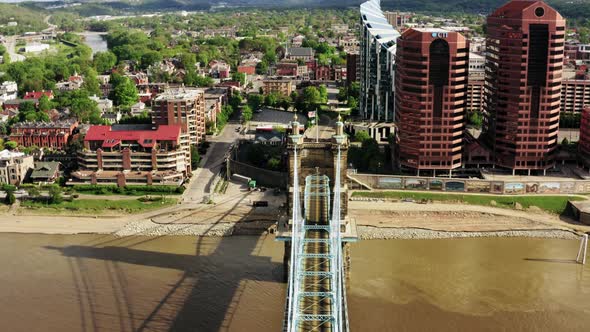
0, 234, 588, 332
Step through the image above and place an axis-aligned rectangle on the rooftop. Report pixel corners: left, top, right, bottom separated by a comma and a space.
0, 149, 26, 160
85, 125, 182, 149
154, 88, 204, 102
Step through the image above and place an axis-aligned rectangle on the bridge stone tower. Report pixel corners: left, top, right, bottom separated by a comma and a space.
276, 115, 358, 280
285, 115, 350, 220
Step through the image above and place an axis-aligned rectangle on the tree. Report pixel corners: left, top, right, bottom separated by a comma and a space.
231, 72, 246, 86
191, 145, 201, 170
48, 186, 63, 205
4, 141, 17, 150
301, 86, 322, 112
82, 68, 101, 96
318, 85, 328, 104
93, 51, 117, 74
267, 157, 281, 170
111, 75, 138, 109
354, 131, 371, 142
242, 105, 253, 123
278, 96, 292, 111
27, 187, 40, 198
265, 92, 279, 108
247, 94, 264, 111
4, 190, 15, 205
38, 95, 54, 112
140, 51, 163, 70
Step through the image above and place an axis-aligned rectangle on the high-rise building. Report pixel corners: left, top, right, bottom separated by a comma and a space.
483, 0, 565, 173
383, 11, 412, 30
578, 107, 590, 168
359, 0, 401, 126
152, 88, 206, 173
467, 53, 486, 114
395, 28, 469, 172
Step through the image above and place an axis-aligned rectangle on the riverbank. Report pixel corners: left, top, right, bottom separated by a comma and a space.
1, 199, 588, 239
357, 226, 581, 240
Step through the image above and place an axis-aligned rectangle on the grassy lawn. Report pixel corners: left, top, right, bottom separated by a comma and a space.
21, 198, 176, 214
352, 191, 586, 214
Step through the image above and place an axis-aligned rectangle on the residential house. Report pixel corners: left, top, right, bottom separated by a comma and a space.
29, 161, 60, 184
209, 60, 231, 79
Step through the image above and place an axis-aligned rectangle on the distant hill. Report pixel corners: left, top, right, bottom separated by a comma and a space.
7, 0, 590, 20
0, 3, 47, 34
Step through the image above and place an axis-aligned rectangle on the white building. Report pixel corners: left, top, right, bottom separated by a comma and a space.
130, 101, 146, 116
89, 95, 113, 114
0, 81, 18, 104
0, 150, 34, 185
24, 43, 50, 53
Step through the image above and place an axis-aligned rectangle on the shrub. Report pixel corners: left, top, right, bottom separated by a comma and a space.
4, 191, 16, 205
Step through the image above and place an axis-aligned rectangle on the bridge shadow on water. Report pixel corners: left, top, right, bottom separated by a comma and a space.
44, 198, 285, 332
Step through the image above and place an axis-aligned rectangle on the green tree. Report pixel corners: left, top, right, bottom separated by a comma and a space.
93, 51, 117, 74
265, 92, 279, 108
247, 94, 264, 111
301, 86, 322, 112
231, 72, 246, 85
82, 68, 101, 96
242, 105, 253, 123
4, 190, 15, 205
38, 95, 54, 112
48, 186, 63, 205
27, 187, 40, 198
111, 75, 138, 109
354, 131, 371, 142
4, 141, 17, 150
191, 145, 201, 170
141, 51, 163, 70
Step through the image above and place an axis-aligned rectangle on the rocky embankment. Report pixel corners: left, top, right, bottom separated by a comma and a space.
357, 226, 581, 240
114, 219, 275, 237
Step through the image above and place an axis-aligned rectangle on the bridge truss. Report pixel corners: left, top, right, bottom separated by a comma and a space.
285, 145, 349, 332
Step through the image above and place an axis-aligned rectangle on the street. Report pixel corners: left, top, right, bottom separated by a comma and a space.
183, 121, 241, 203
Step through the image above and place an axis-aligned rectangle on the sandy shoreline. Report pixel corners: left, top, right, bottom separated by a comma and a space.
0, 200, 588, 240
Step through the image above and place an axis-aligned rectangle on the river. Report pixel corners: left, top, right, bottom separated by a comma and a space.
78, 32, 108, 55
0, 234, 587, 331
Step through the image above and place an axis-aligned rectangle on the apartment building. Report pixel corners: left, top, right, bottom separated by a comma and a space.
152, 88, 206, 172
71, 124, 187, 186
0, 150, 34, 185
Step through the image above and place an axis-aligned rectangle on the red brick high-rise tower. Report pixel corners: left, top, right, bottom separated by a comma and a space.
395, 28, 469, 173
483, 0, 565, 174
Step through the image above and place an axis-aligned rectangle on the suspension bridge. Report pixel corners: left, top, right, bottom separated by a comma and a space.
276, 116, 358, 332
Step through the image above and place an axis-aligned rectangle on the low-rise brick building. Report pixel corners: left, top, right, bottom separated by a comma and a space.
9, 120, 78, 150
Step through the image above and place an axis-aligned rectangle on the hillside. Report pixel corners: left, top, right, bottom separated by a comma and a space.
0, 3, 48, 35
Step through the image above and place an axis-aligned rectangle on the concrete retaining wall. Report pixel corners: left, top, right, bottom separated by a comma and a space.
229, 159, 287, 188
348, 173, 590, 195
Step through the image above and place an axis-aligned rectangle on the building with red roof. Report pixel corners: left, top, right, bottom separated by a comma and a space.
70, 124, 188, 187
23, 90, 54, 100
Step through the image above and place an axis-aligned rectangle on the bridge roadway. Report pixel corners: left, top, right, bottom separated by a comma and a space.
284, 143, 349, 332
297, 174, 334, 331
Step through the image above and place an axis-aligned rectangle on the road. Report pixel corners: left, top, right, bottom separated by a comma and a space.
4, 36, 25, 62
183, 121, 242, 203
